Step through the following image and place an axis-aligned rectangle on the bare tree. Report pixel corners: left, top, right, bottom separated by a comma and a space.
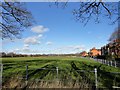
109, 27, 120, 43
108, 27, 120, 59
1, 1, 119, 39
74, 2, 119, 25
0, 1, 34, 39
52, 1, 119, 26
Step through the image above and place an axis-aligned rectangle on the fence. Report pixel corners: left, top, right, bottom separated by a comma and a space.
25, 66, 97, 88
2, 63, 120, 89
93, 59, 120, 68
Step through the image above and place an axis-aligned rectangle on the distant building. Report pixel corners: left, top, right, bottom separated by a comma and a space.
89, 47, 101, 57
101, 39, 120, 59
80, 51, 88, 57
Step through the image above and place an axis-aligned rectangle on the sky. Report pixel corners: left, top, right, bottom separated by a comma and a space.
1, 2, 118, 54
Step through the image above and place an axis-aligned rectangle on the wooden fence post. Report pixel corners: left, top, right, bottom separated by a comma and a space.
94, 68, 98, 89
56, 67, 58, 80
26, 64, 28, 85
115, 61, 117, 68
111, 61, 112, 66
0, 64, 3, 89
105, 60, 106, 64
107, 61, 109, 66
102, 59, 104, 64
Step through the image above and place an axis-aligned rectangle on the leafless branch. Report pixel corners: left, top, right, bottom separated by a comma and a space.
1, 1, 34, 39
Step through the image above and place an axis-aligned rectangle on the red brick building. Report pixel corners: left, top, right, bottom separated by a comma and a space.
89, 47, 101, 57
80, 51, 88, 57
101, 39, 120, 59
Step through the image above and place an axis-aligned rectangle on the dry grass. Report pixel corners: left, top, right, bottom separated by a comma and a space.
3, 77, 93, 89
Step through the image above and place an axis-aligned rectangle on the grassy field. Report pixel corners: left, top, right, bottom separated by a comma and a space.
2, 56, 120, 89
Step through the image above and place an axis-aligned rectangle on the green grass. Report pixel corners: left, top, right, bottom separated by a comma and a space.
2, 56, 120, 88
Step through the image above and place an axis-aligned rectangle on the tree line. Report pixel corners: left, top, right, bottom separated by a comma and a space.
0, 52, 81, 58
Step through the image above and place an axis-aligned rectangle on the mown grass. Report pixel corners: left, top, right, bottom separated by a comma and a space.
2, 56, 120, 89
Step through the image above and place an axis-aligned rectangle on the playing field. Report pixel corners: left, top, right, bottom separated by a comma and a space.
2, 56, 120, 89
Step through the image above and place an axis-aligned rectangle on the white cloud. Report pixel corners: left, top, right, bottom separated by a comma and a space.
24, 44, 29, 47
31, 25, 49, 34
13, 44, 86, 54
23, 47, 30, 52
14, 48, 20, 52
14, 46, 39, 54
38, 34, 43, 38
13, 44, 30, 53
50, 45, 85, 54
72, 45, 85, 50
46, 41, 53, 45
24, 35, 42, 45
23, 25, 49, 45
2, 38, 23, 45
59, 45, 85, 51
